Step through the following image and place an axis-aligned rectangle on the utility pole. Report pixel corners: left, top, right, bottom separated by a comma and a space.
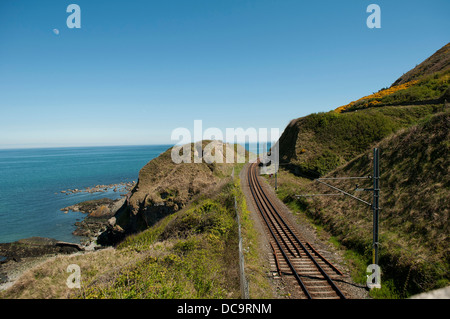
372, 148, 380, 266
295, 148, 381, 289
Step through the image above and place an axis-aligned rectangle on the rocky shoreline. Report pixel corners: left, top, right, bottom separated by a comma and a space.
0, 237, 85, 290
1, 182, 134, 292
61, 197, 127, 245
59, 181, 136, 196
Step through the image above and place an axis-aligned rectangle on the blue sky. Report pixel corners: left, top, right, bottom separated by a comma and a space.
0, 0, 449, 148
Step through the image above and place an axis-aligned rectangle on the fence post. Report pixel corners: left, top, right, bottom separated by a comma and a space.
235, 197, 249, 299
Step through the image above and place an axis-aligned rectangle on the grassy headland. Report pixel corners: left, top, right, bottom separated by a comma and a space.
0, 152, 272, 299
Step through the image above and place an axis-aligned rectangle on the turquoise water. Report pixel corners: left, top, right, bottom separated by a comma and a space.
0, 142, 269, 244
0, 145, 170, 243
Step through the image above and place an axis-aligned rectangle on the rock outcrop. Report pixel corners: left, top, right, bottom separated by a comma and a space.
97, 141, 247, 245
61, 197, 126, 245
0, 237, 83, 263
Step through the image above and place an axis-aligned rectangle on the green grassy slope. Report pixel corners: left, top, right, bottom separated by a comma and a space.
79, 169, 272, 299
278, 104, 444, 178
274, 43, 450, 297
275, 111, 449, 297
279, 43, 449, 179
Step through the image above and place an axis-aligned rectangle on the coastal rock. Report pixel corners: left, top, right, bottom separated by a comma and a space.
62, 197, 127, 245
103, 142, 245, 241
17, 237, 59, 246
96, 223, 125, 246
108, 217, 116, 227
60, 182, 136, 196
61, 198, 120, 216
0, 272, 7, 284
0, 237, 84, 292
0, 237, 82, 262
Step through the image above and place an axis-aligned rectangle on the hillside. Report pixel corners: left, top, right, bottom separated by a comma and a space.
279, 42, 450, 178
335, 42, 449, 113
278, 104, 443, 178
275, 111, 449, 296
98, 141, 248, 244
273, 43, 450, 297
392, 43, 450, 86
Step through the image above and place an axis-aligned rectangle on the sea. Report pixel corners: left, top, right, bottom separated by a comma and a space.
0, 142, 268, 244
0, 145, 171, 244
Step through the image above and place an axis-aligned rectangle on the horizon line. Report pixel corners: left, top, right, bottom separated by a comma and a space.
0, 140, 276, 151
0, 143, 174, 151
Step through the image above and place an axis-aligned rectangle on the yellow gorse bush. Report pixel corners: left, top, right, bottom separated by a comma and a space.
335, 80, 419, 113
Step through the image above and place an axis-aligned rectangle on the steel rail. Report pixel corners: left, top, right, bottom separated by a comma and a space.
250, 162, 346, 299
257, 174, 346, 277
247, 163, 313, 299
305, 242, 344, 276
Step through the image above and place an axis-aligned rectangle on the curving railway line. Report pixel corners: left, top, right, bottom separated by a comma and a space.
247, 162, 347, 299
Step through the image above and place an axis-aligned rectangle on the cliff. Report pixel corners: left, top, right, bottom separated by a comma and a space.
98, 141, 247, 244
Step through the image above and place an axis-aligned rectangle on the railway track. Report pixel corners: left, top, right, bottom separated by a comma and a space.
247, 162, 347, 299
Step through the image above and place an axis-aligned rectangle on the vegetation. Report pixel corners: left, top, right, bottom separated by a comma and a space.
335, 42, 450, 114
278, 104, 444, 178
274, 111, 449, 298
1, 162, 273, 299
233, 164, 274, 298
275, 43, 450, 298
335, 80, 419, 113
336, 69, 449, 113
117, 141, 245, 235
80, 180, 240, 299
392, 42, 450, 86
